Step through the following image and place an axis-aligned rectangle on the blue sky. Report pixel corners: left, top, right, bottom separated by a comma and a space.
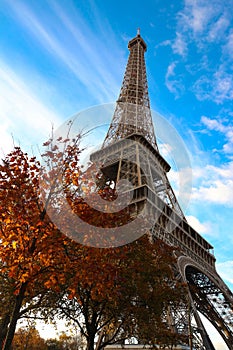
0, 0, 232, 346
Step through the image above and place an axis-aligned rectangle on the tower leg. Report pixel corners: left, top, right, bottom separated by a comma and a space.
186, 286, 217, 350
192, 306, 216, 350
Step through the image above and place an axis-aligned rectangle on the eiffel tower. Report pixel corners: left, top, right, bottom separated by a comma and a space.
90, 30, 233, 350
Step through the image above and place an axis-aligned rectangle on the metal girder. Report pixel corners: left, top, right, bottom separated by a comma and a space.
90, 32, 233, 349
186, 266, 233, 348
102, 32, 157, 150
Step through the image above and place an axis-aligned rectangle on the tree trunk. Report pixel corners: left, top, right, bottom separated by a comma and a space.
86, 338, 95, 350
2, 282, 28, 350
0, 313, 11, 349
86, 326, 97, 350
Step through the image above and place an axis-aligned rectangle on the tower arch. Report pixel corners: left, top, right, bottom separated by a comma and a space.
178, 256, 233, 349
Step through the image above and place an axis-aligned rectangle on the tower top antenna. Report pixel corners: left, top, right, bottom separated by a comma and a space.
137, 27, 140, 36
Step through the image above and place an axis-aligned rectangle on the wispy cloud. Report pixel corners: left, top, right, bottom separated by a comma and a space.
169, 0, 233, 104
207, 15, 230, 42
170, 0, 228, 61
50, 1, 122, 100
177, 0, 230, 41
172, 32, 187, 57
186, 215, 212, 234
6, 0, 122, 104
217, 261, 233, 285
192, 178, 233, 206
181, 0, 216, 35
0, 60, 61, 154
190, 162, 233, 206
0, 0, 129, 155
223, 30, 233, 58
201, 116, 233, 154
174, 118, 233, 207
193, 67, 233, 104
187, 67, 233, 105
165, 62, 184, 98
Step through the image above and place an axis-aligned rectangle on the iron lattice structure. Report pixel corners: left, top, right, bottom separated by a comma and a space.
102, 30, 157, 150
90, 31, 233, 350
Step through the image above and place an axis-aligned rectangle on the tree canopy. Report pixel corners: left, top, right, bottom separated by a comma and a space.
0, 138, 188, 350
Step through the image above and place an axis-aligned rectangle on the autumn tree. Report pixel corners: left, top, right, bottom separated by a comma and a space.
0, 143, 81, 350
44, 237, 188, 350
12, 326, 85, 350
0, 135, 188, 350
45, 331, 86, 350
0, 264, 15, 347
39, 136, 189, 350
0, 135, 100, 349
12, 326, 47, 350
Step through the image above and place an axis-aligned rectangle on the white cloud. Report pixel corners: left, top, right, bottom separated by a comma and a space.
159, 143, 173, 157
172, 32, 187, 57
183, 0, 215, 34
166, 167, 193, 214
165, 62, 184, 98
201, 116, 233, 155
192, 179, 233, 205
190, 162, 233, 206
175, 0, 224, 45
216, 261, 233, 285
173, 0, 233, 107
193, 69, 233, 104
0, 121, 14, 156
207, 163, 233, 179
155, 40, 172, 53
186, 215, 211, 234
6, 0, 121, 104
223, 30, 233, 58
214, 70, 233, 101
0, 60, 61, 155
0, 0, 127, 155
207, 15, 230, 42
201, 116, 226, 132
